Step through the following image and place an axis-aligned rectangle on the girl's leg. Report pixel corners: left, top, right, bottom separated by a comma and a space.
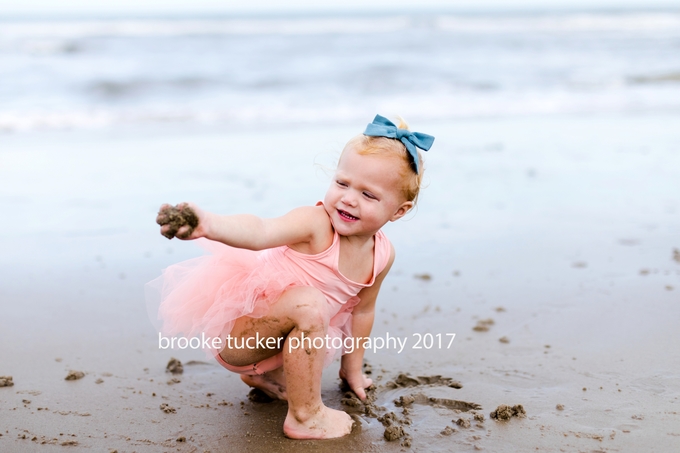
221, 286, 353, 439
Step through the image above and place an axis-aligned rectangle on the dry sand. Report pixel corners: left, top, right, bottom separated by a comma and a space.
1, 114, 680, 451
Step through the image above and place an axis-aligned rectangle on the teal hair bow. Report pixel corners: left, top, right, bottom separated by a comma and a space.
363, 114, 434, 174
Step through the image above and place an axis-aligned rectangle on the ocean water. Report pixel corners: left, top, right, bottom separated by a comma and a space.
1, 10, 680, 133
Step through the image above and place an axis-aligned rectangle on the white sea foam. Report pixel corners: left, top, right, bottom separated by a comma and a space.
2, 12, 678, 41
1, 12, 679, 133
2, 86, 678, 133
436, 12, 680, 33
0, 16, 411, 40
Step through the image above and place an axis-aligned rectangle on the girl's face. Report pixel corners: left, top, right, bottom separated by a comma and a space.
324, 145, 413, 238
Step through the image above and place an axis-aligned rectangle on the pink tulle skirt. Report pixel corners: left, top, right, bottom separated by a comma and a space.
145, 239, 357, 365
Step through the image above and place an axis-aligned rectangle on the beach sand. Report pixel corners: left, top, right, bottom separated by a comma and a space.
1, 113, 679, 452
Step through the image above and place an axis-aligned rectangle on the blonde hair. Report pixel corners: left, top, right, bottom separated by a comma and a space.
342, 117, 424, 205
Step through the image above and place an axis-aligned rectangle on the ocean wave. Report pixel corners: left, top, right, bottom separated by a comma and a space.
1, 12, 678, 134
9, 38, 82, 55
2, 12, 679, 42
88, 78, 217, 97
436, 12, 680, 33
0, 16, 411, 40
629, 73, 680, 85
2, 90, 679, 133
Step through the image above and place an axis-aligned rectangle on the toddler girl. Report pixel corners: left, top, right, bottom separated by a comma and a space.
148, 115, 434, 439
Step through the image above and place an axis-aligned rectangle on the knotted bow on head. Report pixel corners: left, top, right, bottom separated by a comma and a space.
363, 114, 434, 174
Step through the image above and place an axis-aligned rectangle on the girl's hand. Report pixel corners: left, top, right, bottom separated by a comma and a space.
339, 368, 373, 401
156, 202, 209, 240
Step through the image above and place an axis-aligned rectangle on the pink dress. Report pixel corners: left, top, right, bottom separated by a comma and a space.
146, 222, 392, 366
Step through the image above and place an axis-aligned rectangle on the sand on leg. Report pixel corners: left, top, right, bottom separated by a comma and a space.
221, 307, 293, 401
220, 286, 353, 439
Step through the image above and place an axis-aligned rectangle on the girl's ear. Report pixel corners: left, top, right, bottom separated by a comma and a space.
390, 201, 414, 221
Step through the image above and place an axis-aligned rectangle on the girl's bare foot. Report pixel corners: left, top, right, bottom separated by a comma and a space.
240, 368, 287, 401
283, 405, 354, 439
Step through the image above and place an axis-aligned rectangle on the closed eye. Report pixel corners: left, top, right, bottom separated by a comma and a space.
363, 191, 377, 200
336, 180, 348, 187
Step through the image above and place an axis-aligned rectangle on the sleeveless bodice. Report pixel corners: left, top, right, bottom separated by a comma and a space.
260, 229, 391, 309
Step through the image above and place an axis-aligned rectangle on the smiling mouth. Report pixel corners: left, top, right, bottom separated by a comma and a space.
337, 209, 359, 221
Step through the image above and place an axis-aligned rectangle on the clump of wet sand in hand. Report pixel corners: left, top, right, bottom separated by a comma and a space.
64, 371, 85, 381
166, 358, 183, 375
473, 319, 495, 332
0, 376, 14, 387
157, 204, 199, 240
490, 404, 526, 421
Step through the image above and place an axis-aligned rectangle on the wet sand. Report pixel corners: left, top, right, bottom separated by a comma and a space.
1, 113, 680, 451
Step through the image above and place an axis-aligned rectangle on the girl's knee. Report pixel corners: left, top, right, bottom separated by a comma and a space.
285, 287, 330, 329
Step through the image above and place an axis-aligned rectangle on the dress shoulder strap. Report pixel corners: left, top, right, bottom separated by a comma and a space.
373, 230, 393, 276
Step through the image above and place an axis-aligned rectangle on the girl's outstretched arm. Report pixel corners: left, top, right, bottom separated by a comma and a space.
157, 202, 330, 251
339, 244, 395, 400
